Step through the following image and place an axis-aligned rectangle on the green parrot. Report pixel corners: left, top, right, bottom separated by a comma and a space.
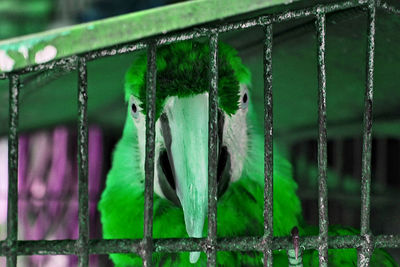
98, 41, 397, 266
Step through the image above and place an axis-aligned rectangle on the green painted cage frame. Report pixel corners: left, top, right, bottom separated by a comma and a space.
1, 0, 400, 266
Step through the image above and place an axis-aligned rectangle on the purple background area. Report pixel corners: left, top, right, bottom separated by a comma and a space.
0, 126, 109, 267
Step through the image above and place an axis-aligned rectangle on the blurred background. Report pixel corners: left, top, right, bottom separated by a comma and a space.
0, 0, 400, 266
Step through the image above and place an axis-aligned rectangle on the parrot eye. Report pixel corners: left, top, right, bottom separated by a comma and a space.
241, 91, 249, 109
129, 96, 139, 119
243, 93, 248, 103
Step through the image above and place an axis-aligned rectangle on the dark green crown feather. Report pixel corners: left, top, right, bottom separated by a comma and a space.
124, 40, 251, 118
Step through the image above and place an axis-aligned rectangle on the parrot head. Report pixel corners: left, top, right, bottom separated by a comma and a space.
124, 41, 251, 262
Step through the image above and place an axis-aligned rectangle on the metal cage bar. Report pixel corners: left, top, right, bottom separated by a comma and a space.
316, 9, 329, 267
358, 0, 376, 266
6, 74, 20, 267
0, 234, 399, 256
207, 32, 219, 267
142, 42, 157, 266
262, 20, 274, 267
77, 56, 89, 267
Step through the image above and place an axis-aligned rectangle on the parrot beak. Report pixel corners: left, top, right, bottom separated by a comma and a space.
158, 93, 231, 263
160, 94, 210, 263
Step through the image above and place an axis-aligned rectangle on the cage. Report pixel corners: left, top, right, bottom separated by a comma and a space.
0, 0, 400, 266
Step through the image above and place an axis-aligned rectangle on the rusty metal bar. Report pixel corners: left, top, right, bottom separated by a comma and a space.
17, 56, 77, 75
6, 73, 19, 267
142, 42, 157, 267
207, 31, 219, 267
316, 9, 329, 267
358, 0, 376, 265
77, 56, 89, 267
85, 43, 147, 61
262, 19, 274, 267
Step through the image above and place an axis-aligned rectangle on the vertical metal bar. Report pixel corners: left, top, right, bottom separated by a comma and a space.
263, 21, 274, 267
207, 32, 219, 267
6, 74, 19, 267
316, 9, 328, 267
358, 1, 376, 265
77, 56, 89, 267
142, 42, 157, 267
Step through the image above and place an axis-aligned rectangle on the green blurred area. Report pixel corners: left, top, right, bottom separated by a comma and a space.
0, 0, 53, 40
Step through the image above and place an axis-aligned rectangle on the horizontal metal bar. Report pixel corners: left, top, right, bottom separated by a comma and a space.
1, 235, 399, 256
85, 42, 147, 61
377, 0, 400, 15
16, 56, 77, 75
21, 63, 77, 91
374, 235, 400, 248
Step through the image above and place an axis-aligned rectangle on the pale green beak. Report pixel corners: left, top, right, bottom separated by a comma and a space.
162, 93, 209, 263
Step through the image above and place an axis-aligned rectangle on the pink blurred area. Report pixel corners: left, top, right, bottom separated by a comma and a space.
0, 126, 104, 267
